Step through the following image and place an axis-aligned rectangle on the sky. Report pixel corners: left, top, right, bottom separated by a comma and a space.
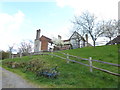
0, 0, 119, 51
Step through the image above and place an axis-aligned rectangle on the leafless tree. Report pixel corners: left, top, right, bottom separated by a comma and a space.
8, 44, 14, 58
0, 50, 2, 60
118, 20, 120, 34
18, 40, 33, 56
72, 11, 104, 47
103, 19, 118, 44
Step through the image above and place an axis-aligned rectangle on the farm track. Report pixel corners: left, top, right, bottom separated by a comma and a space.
1, 67, 38, 88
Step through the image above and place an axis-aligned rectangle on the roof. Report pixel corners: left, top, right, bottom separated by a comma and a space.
63, 39, 70, 42
69, 31, 86, 41
68, 31, 92, 46
40, 35, 53, 43
106, 35, 120, 45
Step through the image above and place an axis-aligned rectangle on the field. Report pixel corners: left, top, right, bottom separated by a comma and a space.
1, 45, 119, 88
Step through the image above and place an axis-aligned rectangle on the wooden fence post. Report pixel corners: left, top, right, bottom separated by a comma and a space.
51, 52, 53, 57
12, 55, 14, 59
20, 53, 22, 58
29, 53, 32, 59
67, 53, 69, 63
89, 57, 93, 72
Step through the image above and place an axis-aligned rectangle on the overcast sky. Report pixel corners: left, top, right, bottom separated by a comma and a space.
0, 0, 119, 51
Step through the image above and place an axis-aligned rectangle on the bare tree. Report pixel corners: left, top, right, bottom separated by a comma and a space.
18, 40, 33, 56
118, 20, 120, 34
103, 19, 118, 44
8, 44, 14, 58
72, 11, 104, 47
0, 50, 2, 60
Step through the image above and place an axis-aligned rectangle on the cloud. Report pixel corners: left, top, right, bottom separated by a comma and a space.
0, 0, 56, 2
0, 10, 24, 32
0, 10, 25, 51
55, 0, 118, 45
56, 0, 119, 20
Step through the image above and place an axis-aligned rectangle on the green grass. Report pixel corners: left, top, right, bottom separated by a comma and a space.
2, 45, 119, 88
0, 60, 2, 67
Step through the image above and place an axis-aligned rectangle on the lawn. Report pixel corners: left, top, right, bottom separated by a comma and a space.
0, 60, 2, 67
2, 45, 119, 88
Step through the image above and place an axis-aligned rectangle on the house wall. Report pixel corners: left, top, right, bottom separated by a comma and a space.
48, 43, 54, 51
80, 40, 85, 48
34, 29, 41, 52
41, 37, 48, 51
70, 39, 81, 49
70, 33, 86, 49
63, 41, 70, 45
34, 40, 40, 52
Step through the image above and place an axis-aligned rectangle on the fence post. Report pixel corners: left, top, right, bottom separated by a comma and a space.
51, 51, 53, 57
20, 53, 22, 58
89, 57, 93, 72
29, 53, 32, 59
12, 54, 14, 59
67, 53, 69, 63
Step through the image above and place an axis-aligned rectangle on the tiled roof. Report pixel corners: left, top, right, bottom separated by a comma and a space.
63, 39, 70, 42
40, 35, 53, 43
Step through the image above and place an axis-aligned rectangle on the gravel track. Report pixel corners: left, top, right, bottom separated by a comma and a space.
1, 67, 38, 88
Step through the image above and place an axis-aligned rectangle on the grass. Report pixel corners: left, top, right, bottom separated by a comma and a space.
0, 60, 2, 67
2, 45, 119, 88
58, 45, 118, 73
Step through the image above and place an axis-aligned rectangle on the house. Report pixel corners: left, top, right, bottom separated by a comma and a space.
34, 30, 92, 52
40, 35, 53, 51
53, 35, 71, 50
63, 31, 92, 49
34, 29, 54, 52
106, 35, 120, 45
54, 31, 92, 50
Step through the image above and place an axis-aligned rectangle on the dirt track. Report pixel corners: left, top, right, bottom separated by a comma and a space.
1, 67, 38, 88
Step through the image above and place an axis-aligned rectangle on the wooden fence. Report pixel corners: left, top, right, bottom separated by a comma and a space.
57, 51, 120, 67
33, 52, 120, 77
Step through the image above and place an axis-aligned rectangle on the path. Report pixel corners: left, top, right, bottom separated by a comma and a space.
1, 67, 38, 88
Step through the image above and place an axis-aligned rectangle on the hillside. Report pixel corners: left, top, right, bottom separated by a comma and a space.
2, 45, 119, 88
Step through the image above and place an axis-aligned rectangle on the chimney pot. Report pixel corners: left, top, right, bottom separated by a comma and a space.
58, 35, 62, 40
85, 34, 88, 46
36, 29, 41, 40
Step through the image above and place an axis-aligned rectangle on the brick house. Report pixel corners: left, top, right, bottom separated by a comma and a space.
34, 29, 54, 52
34, 30, 92, 52
40, 35, 53, 51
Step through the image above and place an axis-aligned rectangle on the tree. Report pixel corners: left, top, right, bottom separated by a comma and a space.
52, 37, 64, 48
72, 11, 104, 47
103, 19, 118, 44
18, 40, 33, 56
118, 20, 120, 34
0, 50, 2, 60
0, 50, 9, 60
8, 44, 14, 58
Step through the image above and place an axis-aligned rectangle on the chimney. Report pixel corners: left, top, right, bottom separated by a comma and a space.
36, 29, 41, 40
85, 34, 88, 46
58, 35, 62, 40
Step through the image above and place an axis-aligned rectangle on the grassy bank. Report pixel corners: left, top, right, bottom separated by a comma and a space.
2, 45, 119, 88
0, 60, 2, 67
